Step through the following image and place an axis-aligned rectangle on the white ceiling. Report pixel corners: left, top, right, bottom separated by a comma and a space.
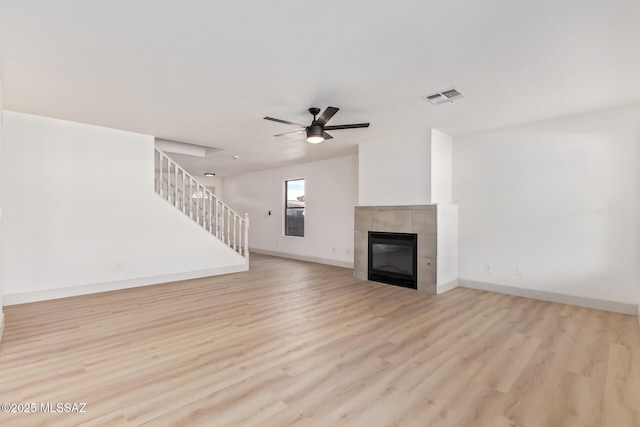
1, 0, 639, 177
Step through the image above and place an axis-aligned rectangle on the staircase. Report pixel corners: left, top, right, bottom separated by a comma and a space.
154, 148, 249, 259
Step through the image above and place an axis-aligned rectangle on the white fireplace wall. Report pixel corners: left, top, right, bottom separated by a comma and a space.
430, 129, 453, 204
358, 129, 432, 206
358, 128, 453, 206
357, 128, 458, 292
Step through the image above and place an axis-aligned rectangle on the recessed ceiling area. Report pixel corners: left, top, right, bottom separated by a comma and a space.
0, 0, 638, 177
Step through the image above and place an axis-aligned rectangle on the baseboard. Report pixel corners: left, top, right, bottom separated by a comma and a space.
251, 248, 354, 269
459, 279, 638, 315
3, 263, 248, 306
437, 279, 459, 295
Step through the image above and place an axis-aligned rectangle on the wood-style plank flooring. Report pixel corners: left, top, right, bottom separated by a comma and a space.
1, 254, 639, 426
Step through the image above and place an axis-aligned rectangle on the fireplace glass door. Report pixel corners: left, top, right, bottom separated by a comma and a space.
368, 231, 418, 289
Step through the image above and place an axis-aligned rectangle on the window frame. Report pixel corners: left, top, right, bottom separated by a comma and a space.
284, 178, 305, 237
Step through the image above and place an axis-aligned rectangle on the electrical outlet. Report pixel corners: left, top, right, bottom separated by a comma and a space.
483, 264, 491, 273
115, 261, 124, 270
332, 247, 336, 254
516, 266, 524, 276
346, 248, 351, 255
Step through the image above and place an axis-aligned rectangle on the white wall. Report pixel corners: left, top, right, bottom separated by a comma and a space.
0, 77, 4, 337
430, 129, 453, 203
359, 129, 431, 206
453, 103, 640, 307
358, 128, 453, 206
0, 111, 245, 303
436, 204, 458, 291
223, 155, 358, 267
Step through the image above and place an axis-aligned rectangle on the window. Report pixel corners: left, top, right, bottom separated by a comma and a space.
285, 178, 305, 237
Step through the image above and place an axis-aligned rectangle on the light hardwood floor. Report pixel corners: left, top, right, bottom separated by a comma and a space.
1, 254, 639, 427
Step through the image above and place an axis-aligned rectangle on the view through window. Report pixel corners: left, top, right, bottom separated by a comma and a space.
285, 179, 305, 237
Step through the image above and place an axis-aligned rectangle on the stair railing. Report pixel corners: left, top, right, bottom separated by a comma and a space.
154, 148, 249, 258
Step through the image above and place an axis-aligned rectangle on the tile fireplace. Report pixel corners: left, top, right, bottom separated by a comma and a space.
354, 204, 458, 294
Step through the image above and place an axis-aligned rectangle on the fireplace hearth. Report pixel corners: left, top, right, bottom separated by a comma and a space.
368, 231, 418, 289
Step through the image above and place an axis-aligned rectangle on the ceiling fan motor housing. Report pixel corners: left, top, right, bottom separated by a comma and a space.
306, 125, 324, 143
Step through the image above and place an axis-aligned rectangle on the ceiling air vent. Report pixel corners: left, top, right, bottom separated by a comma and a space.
422, 87, 465, 105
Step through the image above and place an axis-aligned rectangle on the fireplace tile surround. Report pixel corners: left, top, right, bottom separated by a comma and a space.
354, 205, 439, 293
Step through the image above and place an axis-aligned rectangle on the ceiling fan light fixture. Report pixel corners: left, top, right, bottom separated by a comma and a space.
306, 125, 324, 144
266, 106, 369, 142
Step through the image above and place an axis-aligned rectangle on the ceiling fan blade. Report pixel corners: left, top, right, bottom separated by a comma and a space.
274, 130, 305, 137
313, 107, 339, 126
264, 117, 306, 127
324, 123, 370, 130
322, 132, 334, 140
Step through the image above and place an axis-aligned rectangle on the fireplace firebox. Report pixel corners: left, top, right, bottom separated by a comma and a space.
368, 231, 418, 289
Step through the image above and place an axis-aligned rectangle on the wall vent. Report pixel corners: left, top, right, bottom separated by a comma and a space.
422, 87, 465, 105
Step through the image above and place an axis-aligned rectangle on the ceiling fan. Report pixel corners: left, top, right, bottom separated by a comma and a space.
264, 107, 370, 144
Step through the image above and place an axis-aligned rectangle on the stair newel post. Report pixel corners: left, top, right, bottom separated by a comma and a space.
244, 213, 249, 258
